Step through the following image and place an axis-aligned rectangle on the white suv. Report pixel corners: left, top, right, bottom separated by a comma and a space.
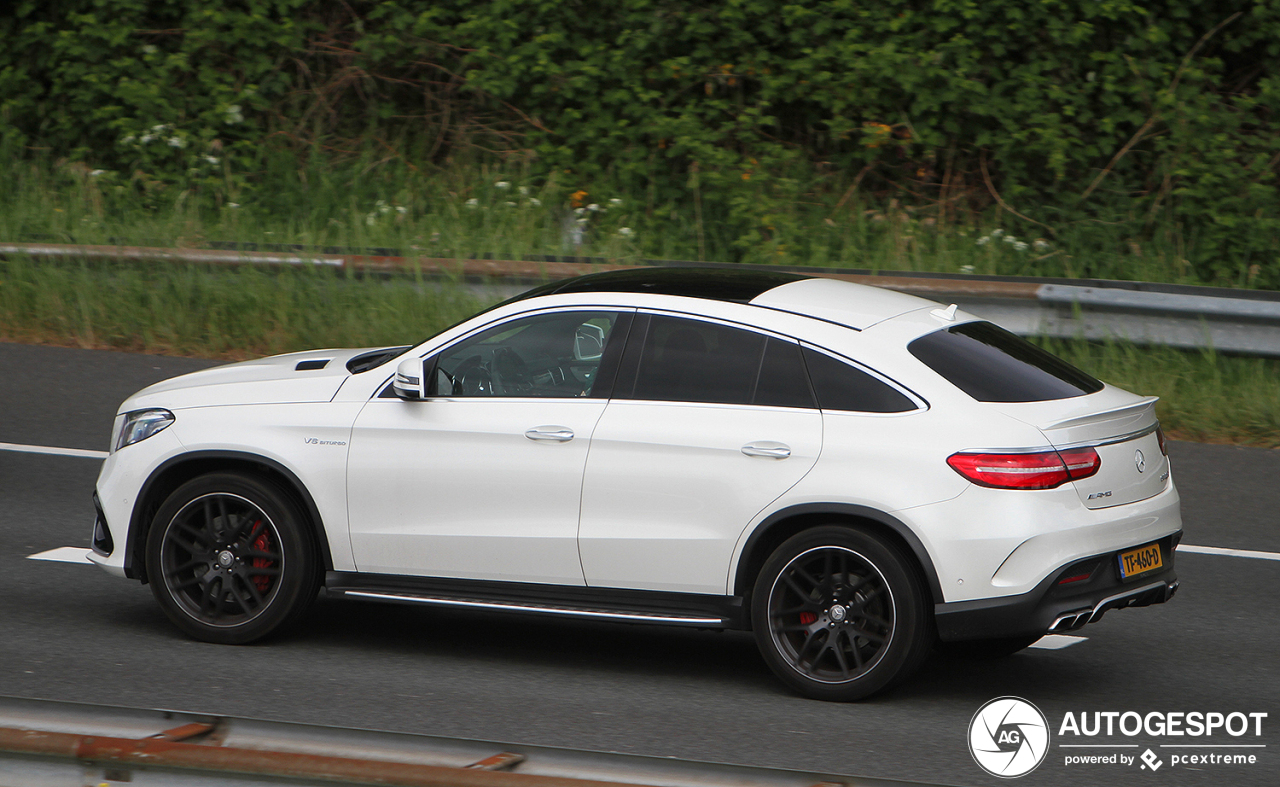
91, 268, 1181, 700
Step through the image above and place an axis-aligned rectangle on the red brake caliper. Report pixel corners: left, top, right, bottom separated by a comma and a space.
799, 612, 818, 625
251, 528, 272, 593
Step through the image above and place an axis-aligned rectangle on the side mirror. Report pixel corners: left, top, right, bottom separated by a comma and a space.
392, 357, 425, 400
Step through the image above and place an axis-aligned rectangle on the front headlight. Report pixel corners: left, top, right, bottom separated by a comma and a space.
114, 409, 175, 452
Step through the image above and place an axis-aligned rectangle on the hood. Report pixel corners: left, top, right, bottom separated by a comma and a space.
123, 347, 401, 411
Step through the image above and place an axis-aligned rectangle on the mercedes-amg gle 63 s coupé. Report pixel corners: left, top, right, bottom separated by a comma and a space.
91, 268, 1180, 700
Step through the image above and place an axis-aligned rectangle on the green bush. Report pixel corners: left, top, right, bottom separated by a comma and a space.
3, 0, 1277, 285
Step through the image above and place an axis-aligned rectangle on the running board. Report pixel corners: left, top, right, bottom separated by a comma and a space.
323, 571, 744, 629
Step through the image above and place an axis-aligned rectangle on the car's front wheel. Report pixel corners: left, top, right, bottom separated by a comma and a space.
751, 525, 933, 701
145, 472, 319, 644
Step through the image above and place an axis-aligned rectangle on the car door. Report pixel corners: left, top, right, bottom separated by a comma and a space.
347, 309, 632, 585
577, 312, 823, 594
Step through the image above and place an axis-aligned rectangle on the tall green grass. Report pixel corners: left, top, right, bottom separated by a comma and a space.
0, 153, 1263, 288
1, 256, 1276, 446
0, 256, 484, 359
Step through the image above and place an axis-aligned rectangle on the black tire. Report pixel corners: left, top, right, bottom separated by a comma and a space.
145, 472, 320, 644
751, 526, 933, 701
937, 635, 1041, 659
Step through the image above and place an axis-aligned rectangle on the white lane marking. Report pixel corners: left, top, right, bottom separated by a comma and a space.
0, 442, 107, 460
1029, 634, 1086, 650
1179, 544, 1280, 562
27, 547, 94, 564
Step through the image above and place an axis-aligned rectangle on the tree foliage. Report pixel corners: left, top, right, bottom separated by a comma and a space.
2, 0, 1277, 283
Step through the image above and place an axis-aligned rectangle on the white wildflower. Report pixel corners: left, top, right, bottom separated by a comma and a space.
991, 228, 1004, 238
1013, 241, 1029, 251
960, 264, 976, 274
89, 169, 105, 177
1003, 234, 1017, 244
139, 134, 154, 144
617, 227, 634, 237
227, 202, 240, 208
395, 206, 408, 215
609, 198, 623, 206
586, 203, 600, 212
528, 198, 542, 207
504, 201, 517, 207
150, 123, 168, 133
576, 217, 589, 225
142, 44, 157, 54
1086, 71, 1096, 82
495, 181, 510, 189
121, 135, 135, 145
167, 136, 185, 148
224, 105, 244, 124
975, 236, 990, 246
376, 200, 391, 214
366, 213, 378, 226
518, 186, 529, 195
574, 207, 586, 216
204, 155, 219, 165
464, 198, 479, 208
1033, 239, 1051, 251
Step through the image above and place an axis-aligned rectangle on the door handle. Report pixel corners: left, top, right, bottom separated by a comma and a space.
525, 426, 575, 443
741, 442, 791, 459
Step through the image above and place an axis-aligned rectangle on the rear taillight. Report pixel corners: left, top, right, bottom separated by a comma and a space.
1156, 425, 1168, 456
946, 447, 1101, 490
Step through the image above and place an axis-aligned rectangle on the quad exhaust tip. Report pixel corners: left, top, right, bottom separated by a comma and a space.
1048, 579, 1178, 633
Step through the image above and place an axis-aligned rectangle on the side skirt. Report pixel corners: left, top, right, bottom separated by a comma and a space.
324, 572, 748, 630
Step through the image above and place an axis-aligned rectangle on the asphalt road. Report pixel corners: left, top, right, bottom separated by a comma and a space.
2, 341, 1278, 787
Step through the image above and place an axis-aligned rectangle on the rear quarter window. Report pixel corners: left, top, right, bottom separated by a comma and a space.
908, 321, 1103, 403
801, 348, 916, 413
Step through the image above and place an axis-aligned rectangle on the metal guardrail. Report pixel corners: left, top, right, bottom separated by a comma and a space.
0, 695, 949, 787
2, 242, 1278, 358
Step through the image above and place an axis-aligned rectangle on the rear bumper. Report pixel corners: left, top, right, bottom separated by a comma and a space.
935, 532, 1181, 642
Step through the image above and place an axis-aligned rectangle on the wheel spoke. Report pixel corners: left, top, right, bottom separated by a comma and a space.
831, 630, 851, 678
849, 629, 865, 668
778, 623, 818, 632
240, 549, 281, 561
858, 612, 892, 629
244, 566, 281, 577
793, 565, 822, 589
782, 573, 812, 600
774, 602, 819, 616
202, 499, 217, 541
849, 626, 885, 643
239, 573, 265, 606
170, 575, 204, 591
165, 559, 207, 577
224, 580, 249, 613
200, 577, 221, 620
216, 496, 231, 541
165, 535, 207, 558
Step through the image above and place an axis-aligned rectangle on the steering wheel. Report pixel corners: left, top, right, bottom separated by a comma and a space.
453, 355, 496, 396
490, 347, 531, 394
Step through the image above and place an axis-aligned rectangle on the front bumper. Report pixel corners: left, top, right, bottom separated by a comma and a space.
934, 532, 1181, 642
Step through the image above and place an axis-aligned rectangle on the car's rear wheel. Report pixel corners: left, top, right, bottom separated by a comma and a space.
145, 473, 319, 644
751, 526, 932, 701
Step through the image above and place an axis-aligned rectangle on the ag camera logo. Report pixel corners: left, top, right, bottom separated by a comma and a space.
969, 697, 1050, 778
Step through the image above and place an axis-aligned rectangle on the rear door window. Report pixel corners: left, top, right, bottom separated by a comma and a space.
908, 321, 1103, 403
622, 315, 814, 407
801, 348, 916, 413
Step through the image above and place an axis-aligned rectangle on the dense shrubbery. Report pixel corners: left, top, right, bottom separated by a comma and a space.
2, 0, 1278, 285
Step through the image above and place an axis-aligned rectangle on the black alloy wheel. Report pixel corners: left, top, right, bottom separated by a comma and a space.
752, 526, 933, 701
146, 473, 319, 644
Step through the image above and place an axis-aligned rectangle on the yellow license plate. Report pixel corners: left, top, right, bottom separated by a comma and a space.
1118, 543, 1163, 579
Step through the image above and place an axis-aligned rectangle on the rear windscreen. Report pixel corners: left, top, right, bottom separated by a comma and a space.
908, 321, 1103, 403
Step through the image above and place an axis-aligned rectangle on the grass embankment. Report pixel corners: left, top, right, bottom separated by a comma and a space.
0, 256, 1275, 447
1, 154, 1266, 287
